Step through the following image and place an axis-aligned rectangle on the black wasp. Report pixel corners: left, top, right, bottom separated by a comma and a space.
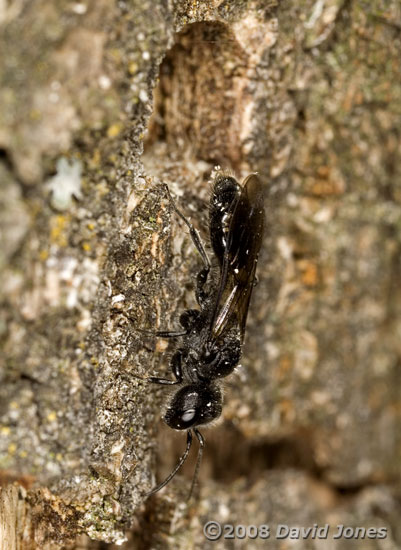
144, 173, 264, 498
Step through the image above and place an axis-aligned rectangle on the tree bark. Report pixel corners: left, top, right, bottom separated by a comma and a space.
1, 0, 401, 548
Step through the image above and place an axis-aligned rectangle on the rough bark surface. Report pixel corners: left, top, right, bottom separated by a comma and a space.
1, 0, 400, 548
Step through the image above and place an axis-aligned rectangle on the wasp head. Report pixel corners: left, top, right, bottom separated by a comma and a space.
164, 384, 222, 430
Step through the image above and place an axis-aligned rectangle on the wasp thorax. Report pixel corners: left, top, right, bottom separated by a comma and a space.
164, 384, 222, 430
212, 175, 240, 210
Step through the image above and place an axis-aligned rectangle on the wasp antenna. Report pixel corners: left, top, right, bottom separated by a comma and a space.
145, 429, 193, 497
187, 428, 204, 501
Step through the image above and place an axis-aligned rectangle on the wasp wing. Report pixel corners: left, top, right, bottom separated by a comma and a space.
209, 174, 265, 342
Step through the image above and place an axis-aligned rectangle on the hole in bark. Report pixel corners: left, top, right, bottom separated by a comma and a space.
145, 21, 248, 170
155, 422, 321, 491
0, 147, 13, 170
204, 424, 320, 485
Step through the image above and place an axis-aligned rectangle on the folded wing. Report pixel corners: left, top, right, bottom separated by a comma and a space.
209, 174, 265, 342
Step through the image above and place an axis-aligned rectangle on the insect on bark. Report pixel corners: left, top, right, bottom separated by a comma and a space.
143, 173, 265, 498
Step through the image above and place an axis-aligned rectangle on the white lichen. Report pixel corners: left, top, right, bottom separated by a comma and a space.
46, 157, 83, 211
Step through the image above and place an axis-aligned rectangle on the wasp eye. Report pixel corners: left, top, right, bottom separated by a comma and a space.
181, 409, 196, 423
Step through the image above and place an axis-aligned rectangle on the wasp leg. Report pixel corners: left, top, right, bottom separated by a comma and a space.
126, 315, 188, 339
149, 377, 180, 385
146, 429, 193, 496
195, 267, 210, 306
149, 350, 183, 386
164, 184, 210, 270
137, 327, 188, 338
179, 309, 200, 330
164, 184, 211, 302
131, 372, 179, 386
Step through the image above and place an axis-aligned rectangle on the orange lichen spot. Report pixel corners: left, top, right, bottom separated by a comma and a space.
278, 355, 292, 381
107, 123, 123, 138
82, 242, 91, 252
316, 165, 330, 178
299, 260, 318, 287
50, 214, 69, 247
311, 180, 339, 195
128, 62, 138, 75
47, 411, 57, 422
39, 249, 49, 261
91, 149, 101, 166
308, 164, 345, 196
8, 443, 17, 455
